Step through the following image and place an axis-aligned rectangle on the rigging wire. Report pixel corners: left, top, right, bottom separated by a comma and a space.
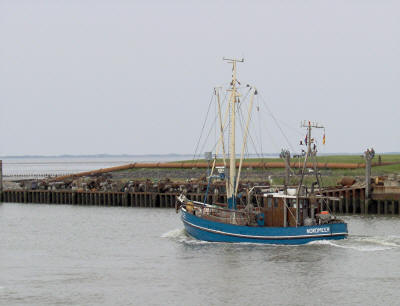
257, 109, 281, 154
256, 97, 264, 159
237, 103, 262, 159
197, 90, 229, 159
240, 111, 251, 159
192, 85, 300, 164
277, 119, 304, 137
236, 87, 261, 158
192, 92, 215, 161
258, 93, 295, 152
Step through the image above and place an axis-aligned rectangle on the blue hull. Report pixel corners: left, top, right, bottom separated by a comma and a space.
181, 208, 348, 245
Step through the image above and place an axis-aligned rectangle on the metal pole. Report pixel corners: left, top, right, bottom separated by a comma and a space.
223, 57, 243, 209
364, 148, 375, 211
280, 149, 291, 194
228, 61, 237, 207
283, 198, 288, 227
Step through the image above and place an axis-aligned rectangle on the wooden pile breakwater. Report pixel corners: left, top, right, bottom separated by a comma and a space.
321, 185, 400, 215
0, 190, 221, 208
1, 190, 178, 208
2, 186, 400, 216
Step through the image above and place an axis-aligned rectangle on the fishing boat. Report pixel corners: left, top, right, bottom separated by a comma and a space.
176, 58, 348, 245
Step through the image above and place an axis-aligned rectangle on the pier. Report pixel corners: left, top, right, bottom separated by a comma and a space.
1, 187, 400, 216
321, 186, 400, 215
0, 190, 213, 209
1, 157, 400, 215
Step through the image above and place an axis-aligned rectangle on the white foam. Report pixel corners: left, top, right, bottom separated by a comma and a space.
161, 228, 186, 239
161, 228, 217, 244
162, 229, 400, 251
357, 237, 400, 248
307, 240, 337, 246
307, 236, 400, 252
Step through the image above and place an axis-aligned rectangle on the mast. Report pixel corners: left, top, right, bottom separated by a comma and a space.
297, 121, 324, 194
223, 57, 243, 209
215, 87, 229, 196
296, 121, 324, 225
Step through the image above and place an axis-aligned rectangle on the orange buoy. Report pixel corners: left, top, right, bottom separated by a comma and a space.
321, 211, 329, 215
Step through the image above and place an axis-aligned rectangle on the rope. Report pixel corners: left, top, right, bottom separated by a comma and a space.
258, 93, 295, 152
192, 92, 215, 162
237, 107, 262, 159
235, 88, 255, 194
197, 90, 229, 160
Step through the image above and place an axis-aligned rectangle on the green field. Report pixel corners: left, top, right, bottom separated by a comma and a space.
113, 154, 400, 187
178, 154, 400, 165
176, 154, 400, 187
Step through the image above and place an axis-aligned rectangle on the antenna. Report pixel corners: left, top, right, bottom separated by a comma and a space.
295, 120, 326, 225
300, 120, 324, 130
223, 57, 244, 63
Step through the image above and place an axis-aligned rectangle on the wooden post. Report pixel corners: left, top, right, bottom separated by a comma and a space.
122, 193, 127, 207
397, 199, 400, 216
344, 190, 349, 214
333, 192, 337, 213
0, 160, 3, 202
171, 194, 175, 208
339, 195, 344, 214
360, 190, 366, 214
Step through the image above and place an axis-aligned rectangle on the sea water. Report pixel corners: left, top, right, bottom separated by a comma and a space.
1, 203, 400, 305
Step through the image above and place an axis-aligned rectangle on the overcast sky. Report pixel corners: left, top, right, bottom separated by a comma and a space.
1, 0, 399, 156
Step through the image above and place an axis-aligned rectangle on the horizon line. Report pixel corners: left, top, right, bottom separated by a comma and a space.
1, 152, 399, 159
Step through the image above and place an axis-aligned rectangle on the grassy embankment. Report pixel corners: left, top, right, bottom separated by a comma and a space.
176, 154, 400, 187
115, 154, 400, 187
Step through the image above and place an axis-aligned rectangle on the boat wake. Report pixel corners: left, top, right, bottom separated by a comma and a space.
162, 228, 400, 251
161, 228, 208, 244
307, 235, 400, 251
161, 228, 186, 239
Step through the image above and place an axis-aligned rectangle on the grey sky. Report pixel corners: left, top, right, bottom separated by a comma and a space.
1, 0, 399, 156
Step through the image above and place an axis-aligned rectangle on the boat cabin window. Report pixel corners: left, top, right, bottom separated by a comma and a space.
267, 198, 272, 208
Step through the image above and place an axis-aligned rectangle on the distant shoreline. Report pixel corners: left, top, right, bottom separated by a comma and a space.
1, 152, 400, 159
